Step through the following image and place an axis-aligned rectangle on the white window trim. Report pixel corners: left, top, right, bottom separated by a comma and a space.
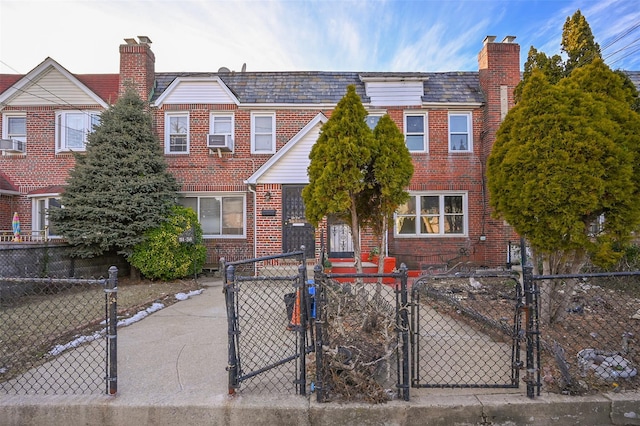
251, 111, 276, 154
2, 112, 26, 142
55, 110, 99, 153
403, 111, 428, 153
164, 111, 190, 154
394, 191, 468, 238
209, 111, 235, 150
30, 195, 62, 238
179, 193, 247, 239
448, 112, 473, 152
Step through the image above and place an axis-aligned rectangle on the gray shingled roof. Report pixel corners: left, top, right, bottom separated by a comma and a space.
625, 71, 640, 91
422, 72, 483, 104
152, 71, 485, 105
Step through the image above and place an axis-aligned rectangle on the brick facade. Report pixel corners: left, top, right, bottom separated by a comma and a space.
0, 35, 522, 269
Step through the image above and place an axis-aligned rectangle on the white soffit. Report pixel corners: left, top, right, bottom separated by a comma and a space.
153, 77, 240, 106
245, 113, 328, 185
0, 57, 108, 108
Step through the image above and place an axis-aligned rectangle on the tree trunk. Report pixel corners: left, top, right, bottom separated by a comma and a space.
375, 218, 387, 301
350, 198, 362, 276
539, 248, 587, 325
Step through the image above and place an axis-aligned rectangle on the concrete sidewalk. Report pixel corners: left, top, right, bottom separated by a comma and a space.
1, 277, 639, 426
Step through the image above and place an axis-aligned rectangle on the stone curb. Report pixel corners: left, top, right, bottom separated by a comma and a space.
1, 391, 639, 425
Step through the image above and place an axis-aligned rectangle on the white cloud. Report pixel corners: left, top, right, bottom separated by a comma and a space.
1, 0, 638, 75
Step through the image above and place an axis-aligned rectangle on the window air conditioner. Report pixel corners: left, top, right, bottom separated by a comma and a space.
0, 139, 26, 153
207, 134, 233, 152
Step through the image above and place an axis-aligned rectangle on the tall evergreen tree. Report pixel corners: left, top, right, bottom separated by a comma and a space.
50, 88, 179, 258
302, 85, 373, 273
515, 47, 563, 102
359, 114, 413, 272
515, 10, 602, 101
487, 61, 640, 323
488, 10, 640, 325
562, 9, 602, 75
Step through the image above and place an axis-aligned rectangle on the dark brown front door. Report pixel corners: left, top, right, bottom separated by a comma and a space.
282, 185, 315, 258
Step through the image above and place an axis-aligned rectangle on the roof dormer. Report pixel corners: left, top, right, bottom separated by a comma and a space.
359, 74, 428, 107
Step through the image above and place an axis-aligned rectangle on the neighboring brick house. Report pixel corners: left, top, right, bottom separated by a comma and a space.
1, 35, 531, 270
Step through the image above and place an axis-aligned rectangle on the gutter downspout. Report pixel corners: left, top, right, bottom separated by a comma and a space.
247, 183, 257, 261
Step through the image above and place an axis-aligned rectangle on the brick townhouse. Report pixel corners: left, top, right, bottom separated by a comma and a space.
0, 35, 530, 271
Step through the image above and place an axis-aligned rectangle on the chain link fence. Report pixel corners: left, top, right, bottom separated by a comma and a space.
225, 250, 310, 395
0, 245, 119, 395
313, 271, 409, 403
534, 272, 640, 394
411, 272, 524, 390
225, 253, 410, 402
224, 248, 640, 401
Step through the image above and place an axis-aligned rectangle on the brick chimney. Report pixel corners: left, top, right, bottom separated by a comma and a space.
478, 36, 521, 267
119, 36, 155, 101
478, 35, 520, 158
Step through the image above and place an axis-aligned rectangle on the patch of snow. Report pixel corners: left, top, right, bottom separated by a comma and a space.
49, 331, 103, 356
117, 302, 165, 327
175, 289, 204, 301
46, 289, 204, 357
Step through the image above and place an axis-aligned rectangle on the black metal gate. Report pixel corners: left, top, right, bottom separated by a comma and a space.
224, 250, 312, 395
411, 271, 525, 389
282, 185, 315, 258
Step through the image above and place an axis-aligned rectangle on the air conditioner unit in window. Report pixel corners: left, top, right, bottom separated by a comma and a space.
207, 134, 233, 152
0, 139, 25, 153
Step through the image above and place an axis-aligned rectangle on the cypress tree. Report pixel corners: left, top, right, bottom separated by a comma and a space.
302, 85, 373, 272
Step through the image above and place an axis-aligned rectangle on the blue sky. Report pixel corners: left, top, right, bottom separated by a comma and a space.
1, 0, 639, 75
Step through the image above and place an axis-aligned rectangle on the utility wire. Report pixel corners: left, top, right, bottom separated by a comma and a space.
0, 59, 110, 123
1, 59, 107, 142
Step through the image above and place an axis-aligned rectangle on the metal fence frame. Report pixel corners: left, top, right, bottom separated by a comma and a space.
528, 268, 640, 397
224, 250, 310, 395
0, 266, 118, 395
410, 270, 527, 392
224, 248, 639, 402
312, 265, 411, 402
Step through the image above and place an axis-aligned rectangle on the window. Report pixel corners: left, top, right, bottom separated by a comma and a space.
210, 113, 233, 137
3, 113, 26, 142
395, 193, 467, 236
251, 112, 275, 154
404, 112, 427, 152
589, 214, 605, 236
365, 114, 382, 129
179, 194, 245, 238
56, 111, 100, 152
165, 112, 189, 154
210, 112, 234, 150
33, 197, 62, 238
449, 112, 472, 152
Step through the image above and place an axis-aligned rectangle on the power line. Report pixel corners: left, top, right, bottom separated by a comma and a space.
607, 44, 640, 67
0, 59, 109, 142
601, 22, 640, 52
0, 59, 110, 122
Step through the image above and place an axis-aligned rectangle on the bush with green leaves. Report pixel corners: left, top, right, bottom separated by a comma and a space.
130, 206, 206, 280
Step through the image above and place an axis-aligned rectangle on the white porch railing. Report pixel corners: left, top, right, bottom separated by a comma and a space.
0, 229, 64, 243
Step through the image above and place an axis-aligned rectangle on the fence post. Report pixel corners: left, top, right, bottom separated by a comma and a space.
522, 264, 539, 398
298, 262, 307, 396
399, 264, 410, 401
313, 264, 325, 402
225, 264, 239, 395
106, 265, 118, 395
